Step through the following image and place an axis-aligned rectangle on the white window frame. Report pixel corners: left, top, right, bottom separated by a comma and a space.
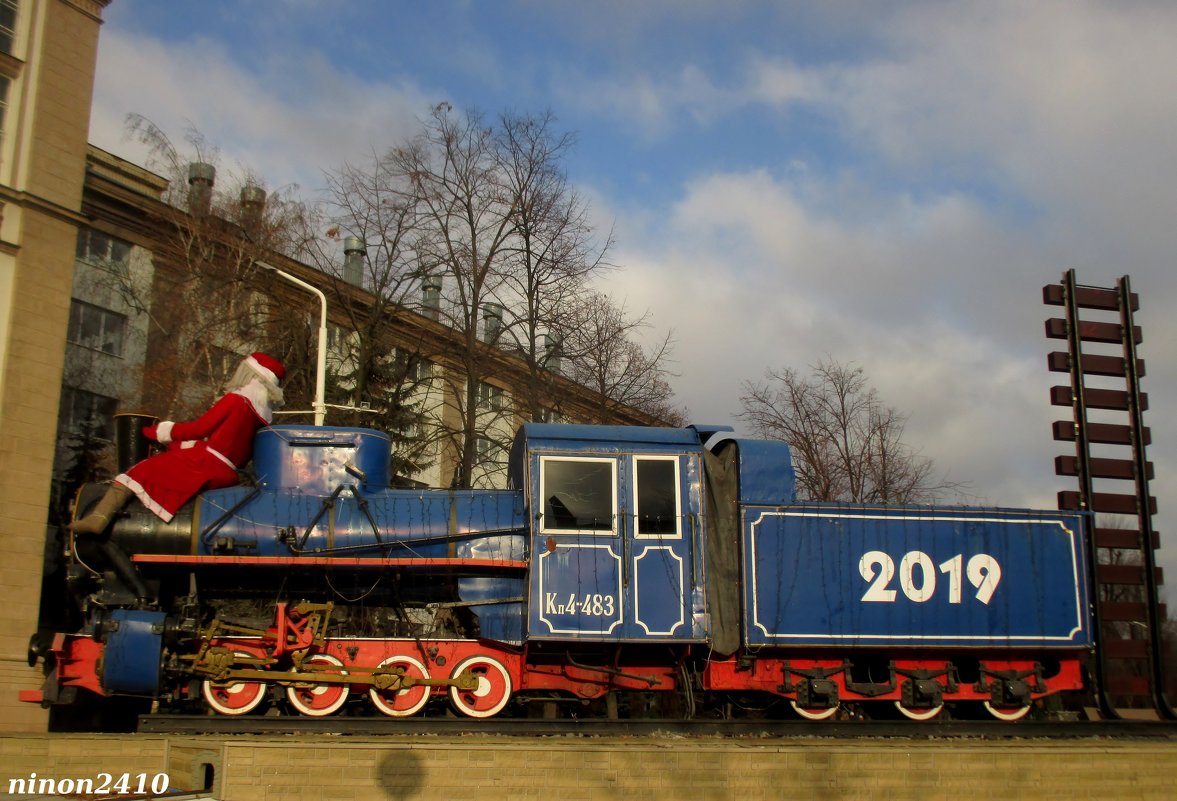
538, 455, 618, 536
632, 455, 683, 540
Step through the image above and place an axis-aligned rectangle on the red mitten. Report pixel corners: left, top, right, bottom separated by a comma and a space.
142, 424, 159, 441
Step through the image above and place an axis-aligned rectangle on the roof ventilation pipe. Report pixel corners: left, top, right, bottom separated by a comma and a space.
421, 275, 442, 320
483, 303, 502, 344
187, 162, 215, 216
239, 185, 266, 230
342, 236, 365, 286
544, 333, 562, 375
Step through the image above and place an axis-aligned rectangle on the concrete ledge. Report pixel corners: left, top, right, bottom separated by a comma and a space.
2, 733, 1175, 800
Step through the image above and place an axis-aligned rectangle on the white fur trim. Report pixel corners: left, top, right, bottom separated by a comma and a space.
232, 380, 273, 424
156, 421, 175, 444
114, 475, 174, 523
246, 355, 279, 387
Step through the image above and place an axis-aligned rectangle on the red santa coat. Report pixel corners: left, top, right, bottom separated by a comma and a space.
115, 391, 269, 522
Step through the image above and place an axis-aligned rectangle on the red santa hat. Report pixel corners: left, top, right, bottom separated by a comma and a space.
247, 352, 285, 385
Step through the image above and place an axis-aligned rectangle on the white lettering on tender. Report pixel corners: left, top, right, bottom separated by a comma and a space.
859, 551, 1002, 605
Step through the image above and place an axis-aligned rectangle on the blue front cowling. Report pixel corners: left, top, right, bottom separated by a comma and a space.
254, 425, 392, 494
100, 609, 166, 695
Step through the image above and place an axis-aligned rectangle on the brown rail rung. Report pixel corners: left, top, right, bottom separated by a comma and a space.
1100, 602, 1167, 621
1045, 317, 1142, 344
1043, 283, 1138, 311
1047, 351, 1145, 378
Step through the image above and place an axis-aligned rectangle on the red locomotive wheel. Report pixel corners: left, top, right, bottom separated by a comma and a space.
201, 652, 268, 716
369, 655, 432, 717
286, 654, 350, 717
448, 655, 512, 718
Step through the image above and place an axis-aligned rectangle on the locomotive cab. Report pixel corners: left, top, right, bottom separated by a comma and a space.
513, 423, 718, 644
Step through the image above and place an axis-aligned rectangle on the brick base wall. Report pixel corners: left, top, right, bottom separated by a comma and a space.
2, 734, 1174, 801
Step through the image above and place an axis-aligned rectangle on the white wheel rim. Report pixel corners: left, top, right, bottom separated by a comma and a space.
895, 700, 943, 721
449, 655, 512, 718
984, 700, 1031, 721
286, 654, 349, 717
202, 652, 267, 716
790, 700, 839, 721
369, 655, 431, 717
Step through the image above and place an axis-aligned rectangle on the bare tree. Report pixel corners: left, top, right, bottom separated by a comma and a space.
299, 151, 442, 479
494, 110, 614, 421
561, 292, 682, 425
738, 359, 941, 503
385, 103, 519, 487
123, 116, 314, 418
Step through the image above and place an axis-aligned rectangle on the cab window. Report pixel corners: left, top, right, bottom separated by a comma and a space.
634, 456, 681, 537
540, 456, 616, 534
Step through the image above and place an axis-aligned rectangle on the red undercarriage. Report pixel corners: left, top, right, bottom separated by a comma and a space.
30, 630, 1084, 719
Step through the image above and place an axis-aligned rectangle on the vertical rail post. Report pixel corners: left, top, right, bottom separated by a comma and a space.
1118, 275, 1176, 720
1058, 269, 1118, 720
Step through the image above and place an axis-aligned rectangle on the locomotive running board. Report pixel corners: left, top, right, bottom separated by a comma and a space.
131, 554, 529, 573
1045, 269, 1176, 721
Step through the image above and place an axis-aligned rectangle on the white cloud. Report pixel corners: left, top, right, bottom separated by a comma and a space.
90, 28, 435, 194
91, 0, 1177, 585
578, 2, 1177, 547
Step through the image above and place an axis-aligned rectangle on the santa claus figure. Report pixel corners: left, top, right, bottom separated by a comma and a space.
70, 351, 285, 534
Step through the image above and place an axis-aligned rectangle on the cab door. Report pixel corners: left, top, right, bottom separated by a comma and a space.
529, 451, 701, 641
626, 454, 697, 638
531, 454, 624, 639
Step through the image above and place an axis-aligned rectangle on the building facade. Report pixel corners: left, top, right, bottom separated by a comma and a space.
0, 0, 111, 733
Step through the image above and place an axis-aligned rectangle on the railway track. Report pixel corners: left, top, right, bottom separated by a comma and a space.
138, 713, 1177, 739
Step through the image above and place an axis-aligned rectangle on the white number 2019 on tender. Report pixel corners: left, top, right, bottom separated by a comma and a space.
858, 551, 1002, 605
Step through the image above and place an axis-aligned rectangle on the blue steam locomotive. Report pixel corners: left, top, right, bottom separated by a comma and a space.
26, 422, 1089, 721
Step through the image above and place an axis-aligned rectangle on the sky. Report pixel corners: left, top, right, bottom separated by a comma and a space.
88, 1, 1177, 588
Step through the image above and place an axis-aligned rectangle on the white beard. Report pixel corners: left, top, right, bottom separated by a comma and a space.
232, 379, 274, 424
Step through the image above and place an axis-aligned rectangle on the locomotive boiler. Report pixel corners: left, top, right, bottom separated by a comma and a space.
25, 421, 1091, 721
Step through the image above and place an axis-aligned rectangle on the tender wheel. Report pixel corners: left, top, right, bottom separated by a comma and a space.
789, 700, 839, 721
370, 655, 431, 717
983, 700, 1031, 721
286, 654, 349, 717
449, 655, 512, 718
894, 700, 943, 721
202, 652, 267, 716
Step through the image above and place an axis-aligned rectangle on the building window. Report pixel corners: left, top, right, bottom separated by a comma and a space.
0, 75, 8, 140
67, 300, 126, 357
0, 1, 16, 56
411, 357, 432, 383
476, 436, 504, 462
76, 227, 132, 271
326, 323, 352, 353
393, 348, 432, 384
193, 343, 241, 387
478, 381, 503, 411
60, 386, 118, 441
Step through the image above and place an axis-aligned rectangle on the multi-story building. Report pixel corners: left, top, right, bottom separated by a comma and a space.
0, 0, 112, 733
